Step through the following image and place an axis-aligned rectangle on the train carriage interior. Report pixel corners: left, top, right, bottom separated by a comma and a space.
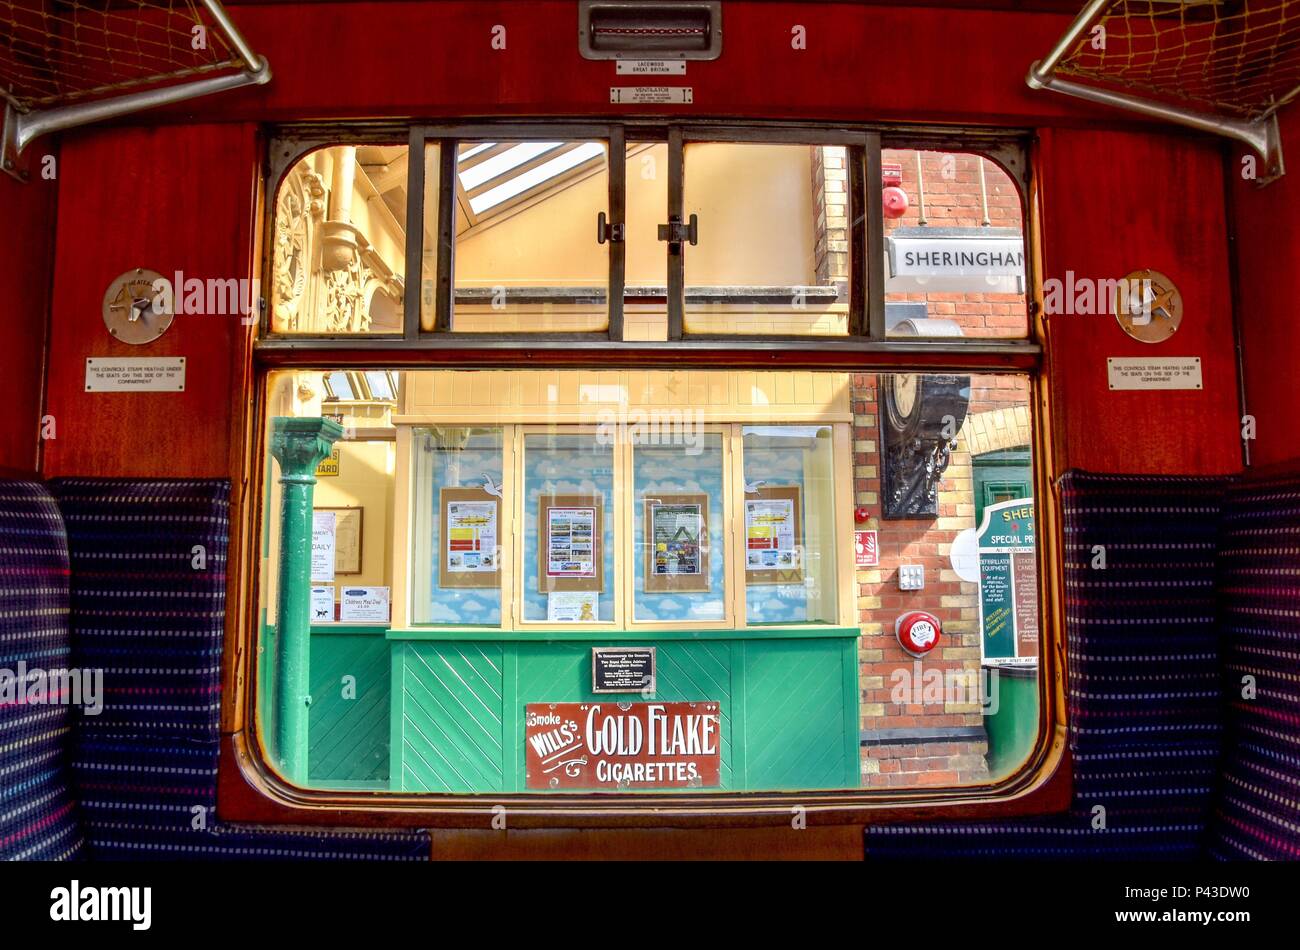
2, 0, 1300, 888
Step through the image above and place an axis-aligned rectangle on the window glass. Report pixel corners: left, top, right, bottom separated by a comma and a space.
325, 372, 355, 400
632, 433, 727, 623
270, 144, 412, 334
742, 425, 839, 624
881, 149, 1028, 339
410, 427, 504, 626
624, 141, 669, 341
521, 431, 616, 622
258, 366, 1039, 793
365, 371, 396, 401
434, 141, 611, 333
683, 143, 852, 336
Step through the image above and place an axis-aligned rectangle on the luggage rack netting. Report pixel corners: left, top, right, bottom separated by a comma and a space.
1057, 0, 1300, 121
1, 0, 268, 179
0, 0, 241, 114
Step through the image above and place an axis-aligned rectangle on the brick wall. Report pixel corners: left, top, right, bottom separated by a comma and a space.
883, 148, 1028, 338
848, 148, 1033, 788
812, 146, 849, 290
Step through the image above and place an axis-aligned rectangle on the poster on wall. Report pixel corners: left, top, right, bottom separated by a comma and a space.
439, 488, 501, 589
548, 507, 596, 576
315, 506, 362, 575
744, 486, 803, 585
538, 495, 604, 593
644, 494, 710, 593
310, 510, 336, 582
977, 498, 1038, 667
524, 702, 721, 790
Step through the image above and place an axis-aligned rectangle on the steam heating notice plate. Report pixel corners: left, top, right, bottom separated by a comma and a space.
85, 357, 186, 393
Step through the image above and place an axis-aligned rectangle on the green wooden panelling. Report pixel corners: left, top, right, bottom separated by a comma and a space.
392, 642, 506, 792
512, 640, 735, 791
741, 637, 858, 790
388, 629, 860, 793
308, 630, 391, 785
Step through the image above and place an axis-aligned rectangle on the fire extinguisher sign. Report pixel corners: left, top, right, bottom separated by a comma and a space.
855, 530, 879, 567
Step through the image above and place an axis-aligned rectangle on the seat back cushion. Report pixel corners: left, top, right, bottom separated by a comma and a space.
867, 471, 1231, 859
0, 480, 84, 860
52, 478, 428, 860
1208, 467, 1300, 860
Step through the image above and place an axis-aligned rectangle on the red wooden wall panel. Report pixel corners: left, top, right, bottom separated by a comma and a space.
23, 2, 1246, 484
179, 2, 1092, 125
41, 124, 259, 478
0, 162, 56, 474
1229, 108, 1300, 469
1038, 128, 1242, 476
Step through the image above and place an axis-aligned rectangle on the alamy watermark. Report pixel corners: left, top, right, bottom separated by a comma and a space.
0, 662, 103, 716
596, 407, 705, 455
889, 660, 1001, 715
1042, 273, 1153, 317
151, 271, 260, 324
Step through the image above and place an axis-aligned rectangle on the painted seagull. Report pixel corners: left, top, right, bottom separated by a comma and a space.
744, 479, 766, 494
482, 474, 503, 498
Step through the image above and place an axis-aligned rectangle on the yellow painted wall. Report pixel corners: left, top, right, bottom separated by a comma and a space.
314, 440, 396, 600
454, 143, 819, 288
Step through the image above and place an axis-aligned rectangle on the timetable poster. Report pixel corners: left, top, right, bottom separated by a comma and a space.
745, 498, 797, 570
547, 507, 597, 578
446, 500, 498, 574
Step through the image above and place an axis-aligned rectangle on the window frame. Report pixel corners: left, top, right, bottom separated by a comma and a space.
258, 120, 1038, 355
226, 119, 1068, 830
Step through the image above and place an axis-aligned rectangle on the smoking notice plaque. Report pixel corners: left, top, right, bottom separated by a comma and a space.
592, 646, 656, 694
525, 702, 721, 789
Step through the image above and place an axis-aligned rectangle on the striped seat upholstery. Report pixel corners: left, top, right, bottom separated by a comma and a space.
51, 478, 428, 861
1208, 467, 1300, 860
0, 481, 84, 860
867, 471, 1231, 859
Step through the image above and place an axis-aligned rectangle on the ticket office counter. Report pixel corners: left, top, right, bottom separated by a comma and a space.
385, 626, 861, 793
298, 625, 860, 792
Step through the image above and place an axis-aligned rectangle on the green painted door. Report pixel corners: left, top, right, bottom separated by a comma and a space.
973, 448, 1032, 525
972, 446, 1038, 779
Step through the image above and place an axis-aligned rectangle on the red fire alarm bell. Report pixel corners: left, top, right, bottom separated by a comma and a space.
882, 186, 909, 219
896, 610, 941, 658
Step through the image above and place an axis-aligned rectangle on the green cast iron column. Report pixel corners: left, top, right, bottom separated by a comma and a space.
269, 416, 344, 784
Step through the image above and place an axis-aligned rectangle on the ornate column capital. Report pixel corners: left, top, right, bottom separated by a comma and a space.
270, 417, 345, 480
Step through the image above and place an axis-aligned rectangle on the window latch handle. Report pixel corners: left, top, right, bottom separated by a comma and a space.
657, 214, 698, 247
597, 211, 624, 245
